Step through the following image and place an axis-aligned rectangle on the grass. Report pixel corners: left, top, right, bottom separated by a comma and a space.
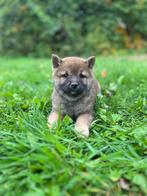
0, 56, 147, 196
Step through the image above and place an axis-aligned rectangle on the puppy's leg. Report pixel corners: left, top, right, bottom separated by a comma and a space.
48, 111, 58, 127
75, 113, 93, 137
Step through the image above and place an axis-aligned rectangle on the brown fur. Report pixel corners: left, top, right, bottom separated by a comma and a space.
48, 54, 101, 137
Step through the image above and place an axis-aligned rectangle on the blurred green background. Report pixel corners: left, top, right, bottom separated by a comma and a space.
1, 0, 147, 57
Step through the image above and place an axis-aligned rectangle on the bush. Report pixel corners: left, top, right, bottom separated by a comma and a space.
1, 0, 147, 56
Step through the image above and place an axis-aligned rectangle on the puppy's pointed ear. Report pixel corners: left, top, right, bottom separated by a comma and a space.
52, 54, 62, 68
85, 56, 95, 69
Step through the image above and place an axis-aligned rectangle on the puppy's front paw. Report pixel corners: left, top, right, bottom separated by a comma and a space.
75, 113, 92, 138
48, 111, 58, 128
74, 125, 89, 138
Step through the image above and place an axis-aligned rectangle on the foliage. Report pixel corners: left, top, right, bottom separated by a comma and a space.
0, 0, 147, 56
0, 56, 147, 195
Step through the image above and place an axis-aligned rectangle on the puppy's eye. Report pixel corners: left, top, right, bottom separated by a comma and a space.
60, 72, 68, 78
80, 73, 87, 78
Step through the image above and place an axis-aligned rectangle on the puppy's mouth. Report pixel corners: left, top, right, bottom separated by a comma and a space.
66, 88, 83, 97
69, 91, 82, 96
70, 90, 79, 95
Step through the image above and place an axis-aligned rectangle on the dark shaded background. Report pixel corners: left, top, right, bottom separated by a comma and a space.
1, 0, 147, 57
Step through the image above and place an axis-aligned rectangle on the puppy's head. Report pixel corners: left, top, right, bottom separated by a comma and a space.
52, 54, 95, 99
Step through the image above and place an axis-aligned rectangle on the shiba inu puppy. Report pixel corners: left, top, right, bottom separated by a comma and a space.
48, 54, 101, 137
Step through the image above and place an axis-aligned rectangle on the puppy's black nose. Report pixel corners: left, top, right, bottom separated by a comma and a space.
71, 83, 78, 89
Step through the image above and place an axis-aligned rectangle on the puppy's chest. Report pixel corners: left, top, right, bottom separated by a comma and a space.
60, 96, 92, 118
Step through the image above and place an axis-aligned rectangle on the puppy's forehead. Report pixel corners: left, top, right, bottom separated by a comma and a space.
62, 57, 85, 64
62, 57, 87, 72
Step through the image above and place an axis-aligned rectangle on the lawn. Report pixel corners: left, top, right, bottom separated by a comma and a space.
0, 56, 147, 195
